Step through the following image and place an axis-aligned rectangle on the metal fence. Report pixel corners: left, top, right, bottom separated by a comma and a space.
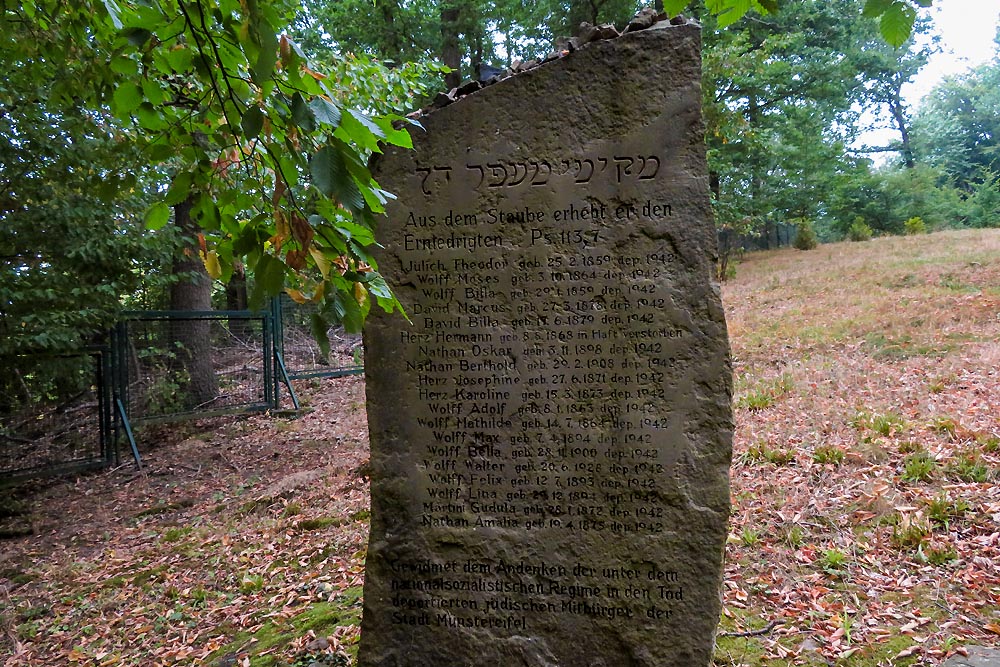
720, 222, 798, 253
112, 310, 279, 425
0, 350, 115, 483
2, 298, 366, 483
275, 295, 364, 379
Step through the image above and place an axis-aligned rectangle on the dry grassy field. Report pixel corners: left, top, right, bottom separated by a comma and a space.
1, 229, 999, 666
719, 229, 1000, 665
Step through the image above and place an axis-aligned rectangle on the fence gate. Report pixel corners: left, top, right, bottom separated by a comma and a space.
112, 309, 282, 427
0, 349, 115, 484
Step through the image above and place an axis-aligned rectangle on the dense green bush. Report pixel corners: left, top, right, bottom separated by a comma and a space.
881, 165, 967, 231
904, 216, 926, 235
793, 220, 819, 250
848, 219, 873, 242
826, 168, 894, 238
968, 173, 1000, 228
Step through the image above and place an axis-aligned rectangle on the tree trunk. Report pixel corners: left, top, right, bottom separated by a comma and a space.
747, 93, 768, 248
378, 0, 403, 65
471, 24, 484, 75
889, 78, 916, 169
440, 3, 461, 90
169, 195, 219, 409
225, 263, 251, 343
567, 0, 601, 31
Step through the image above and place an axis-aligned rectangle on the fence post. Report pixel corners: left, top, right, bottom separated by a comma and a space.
272, 297, 282, 409
272, 296, 285, 362
109, 322, 124, 457
98, 348, 117, 466
263, 304, 275, 410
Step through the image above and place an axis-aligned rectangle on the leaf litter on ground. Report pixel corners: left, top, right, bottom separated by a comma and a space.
1, 229, 999, 666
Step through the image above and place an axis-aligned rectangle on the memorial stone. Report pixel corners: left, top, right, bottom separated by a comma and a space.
359, 19, 732, 667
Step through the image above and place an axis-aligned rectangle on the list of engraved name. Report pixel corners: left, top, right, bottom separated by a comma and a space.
390, 161, 687, 630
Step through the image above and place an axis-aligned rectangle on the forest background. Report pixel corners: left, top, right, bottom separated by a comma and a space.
3, 0, 1000, 362
3, 3, 1000, 664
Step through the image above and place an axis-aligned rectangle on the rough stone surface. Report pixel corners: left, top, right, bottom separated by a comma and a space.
626, 7, 660, 31
359, 23, 731, 667
942, 647, 1000, 667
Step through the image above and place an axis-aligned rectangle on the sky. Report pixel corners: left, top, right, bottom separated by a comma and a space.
858, 1, 998, 157
905, 0, 1000, 103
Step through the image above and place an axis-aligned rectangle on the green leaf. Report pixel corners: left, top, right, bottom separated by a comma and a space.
109, 55, 135, 75
707, 0, 753, 27
126, 4, 167, 31
310, 146, 340, 195
147, 137, 175, 162
661, 0, 688, 15
862, 0, 892, 18
241, 106, 264, 139
348, 109, 385, 139
273, 148, 301, 189
162, 45, 193, 73
310, 312, 331, 361
359, 184, 387, 215
335, 220, 376, 246
375, 117, 413, 149
135, 102, 167, 131
290, 93, 316, 132
250, 18, 279, 84
123, 27, 152, 47
233, 225, 264, 257
337, 110, 383, 153
310, 216, 347, 254
112, 81, 142, 116
249, 253, 286, 310
367, 273, 406, 318
337, 289, 369, 333
718, 7, 749, 26
145, 202, 171, 230
880, 2, 916, 47
141, 78, 166, 106
192, 194, 221, 230
311, 144, 365, 214
102, 0, 123, 29
340, 143, 377, 188
220, 214, 241, 237
366, 273, 393, 300
309, 97, 341, 127
164, 171, 193, 206
715, 10, 743, 27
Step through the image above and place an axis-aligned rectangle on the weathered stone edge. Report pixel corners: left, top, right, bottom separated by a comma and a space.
412, 8, 699, 115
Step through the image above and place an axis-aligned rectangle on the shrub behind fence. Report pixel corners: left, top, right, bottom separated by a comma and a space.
112, 310, 277, 425
2, 298, 366, 482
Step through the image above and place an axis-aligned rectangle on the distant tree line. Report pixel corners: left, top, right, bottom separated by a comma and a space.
3, 0, 993, 364
295, 0, 998, 252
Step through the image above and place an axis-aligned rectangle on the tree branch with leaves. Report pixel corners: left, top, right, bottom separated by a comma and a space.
6, 0, 442, 352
